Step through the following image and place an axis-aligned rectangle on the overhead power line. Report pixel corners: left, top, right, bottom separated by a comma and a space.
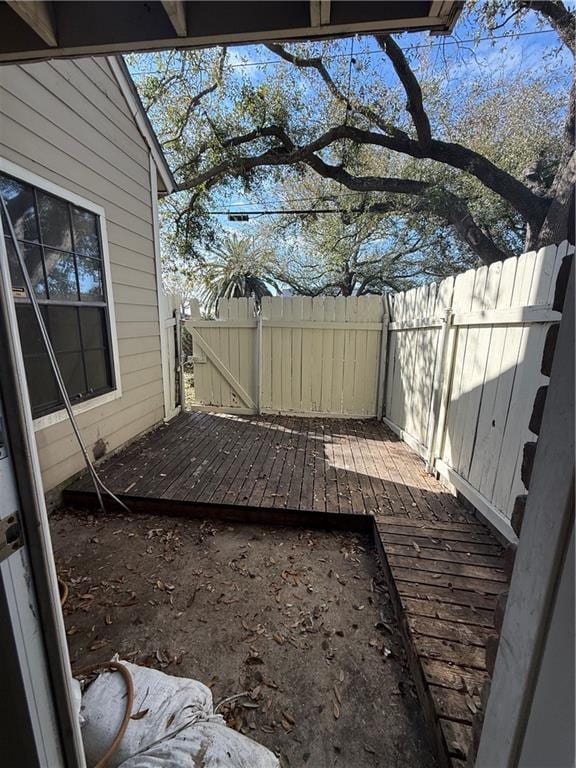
130, 28, 556, 77
222, 189, 368, 207
210, 208, 366, 217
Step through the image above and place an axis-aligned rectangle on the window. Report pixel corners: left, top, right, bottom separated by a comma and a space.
0, 173, 115, 419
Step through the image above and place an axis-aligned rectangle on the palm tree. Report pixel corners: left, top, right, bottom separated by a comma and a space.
200, 233, 277, 315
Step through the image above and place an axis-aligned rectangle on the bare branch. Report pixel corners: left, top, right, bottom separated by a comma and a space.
164, 47, 227, 145
375, 35, 432, 147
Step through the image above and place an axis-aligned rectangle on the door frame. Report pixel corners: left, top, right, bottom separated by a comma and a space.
0, 216, 85, 767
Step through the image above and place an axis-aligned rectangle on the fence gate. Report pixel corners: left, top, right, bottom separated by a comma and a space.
187, 298, 259, 413
186, 295, 387, 417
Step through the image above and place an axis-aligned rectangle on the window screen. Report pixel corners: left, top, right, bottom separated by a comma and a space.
0, 173, 115, 418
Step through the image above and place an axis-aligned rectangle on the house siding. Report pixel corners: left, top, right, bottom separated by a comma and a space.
0, 56, 166, 492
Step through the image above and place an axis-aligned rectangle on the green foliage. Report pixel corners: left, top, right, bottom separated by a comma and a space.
199, 233, 277, 315
261, 173, 477, 295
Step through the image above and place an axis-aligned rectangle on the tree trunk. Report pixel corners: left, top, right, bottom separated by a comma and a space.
537, 154, 576, 248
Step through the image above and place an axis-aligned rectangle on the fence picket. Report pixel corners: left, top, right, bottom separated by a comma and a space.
455, 264, 490, 478
321, 297, 336, 412
442, 268, 477, 467
331, 297, 347, 413
490, 251, 536, 511
466, 260, 503, 489
342, 297, 358, 413
260, 296, 273, 409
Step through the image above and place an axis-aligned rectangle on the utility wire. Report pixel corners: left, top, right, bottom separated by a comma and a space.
130, 28, 557, 76
221, 190, 368, 207
209, 208, 365, 216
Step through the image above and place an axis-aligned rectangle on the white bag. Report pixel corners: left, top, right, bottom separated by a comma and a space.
80, 660, 279, 768
70, 677, 85, 726
119, 722, 280, 768
80, 661, 221, 768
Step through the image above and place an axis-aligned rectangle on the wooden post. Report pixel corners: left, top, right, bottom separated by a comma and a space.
174, 307, 184, 410
256, 307, 263, 414
425, 307, 454, 473
376, 295, 389, 420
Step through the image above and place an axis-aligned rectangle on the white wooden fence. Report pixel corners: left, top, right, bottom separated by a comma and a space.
384, 241, 572, 541
186, 295, 387, 418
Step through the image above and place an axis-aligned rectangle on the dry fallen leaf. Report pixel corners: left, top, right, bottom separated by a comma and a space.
465, 694, 479, 714
89, 639, 109, 651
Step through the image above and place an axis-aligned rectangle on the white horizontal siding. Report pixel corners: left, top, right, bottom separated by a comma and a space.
0, 57, 165, 491
0, 71, 151, 197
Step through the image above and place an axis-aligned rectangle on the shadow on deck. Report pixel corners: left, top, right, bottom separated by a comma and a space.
63, 411, 509, 768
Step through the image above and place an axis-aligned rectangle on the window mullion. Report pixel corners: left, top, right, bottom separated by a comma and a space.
32, 186, 49, 299
76, 305, 90, 396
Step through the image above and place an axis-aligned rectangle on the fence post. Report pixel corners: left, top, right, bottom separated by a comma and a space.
256, 307, 262, 414
426, 307, 454, 473
171, 306, 183, 411
376, 295, 389, 420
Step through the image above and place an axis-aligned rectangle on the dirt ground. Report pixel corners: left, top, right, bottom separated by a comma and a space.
51, 507, 436, 768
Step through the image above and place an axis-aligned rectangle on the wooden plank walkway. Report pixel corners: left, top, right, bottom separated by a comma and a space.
374, 517, 507, 768
63, 411, 507, 767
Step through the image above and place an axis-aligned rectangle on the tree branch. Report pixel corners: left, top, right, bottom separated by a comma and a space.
180, 124, 511, 264
375, 35, 432, 147
181, 121, 547, 229
264, 42, 406, 139
164, 47, 227, 145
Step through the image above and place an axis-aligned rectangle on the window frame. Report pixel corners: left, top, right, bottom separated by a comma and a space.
0, 157, 122, 432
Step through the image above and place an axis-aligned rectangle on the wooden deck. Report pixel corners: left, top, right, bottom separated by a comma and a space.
63, 412, 508, 767
65, 411, 472, 523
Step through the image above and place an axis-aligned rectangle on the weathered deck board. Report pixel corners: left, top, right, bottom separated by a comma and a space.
66, 412, 473, 522
374, 516, 508, 768
63, 411, 508, 768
